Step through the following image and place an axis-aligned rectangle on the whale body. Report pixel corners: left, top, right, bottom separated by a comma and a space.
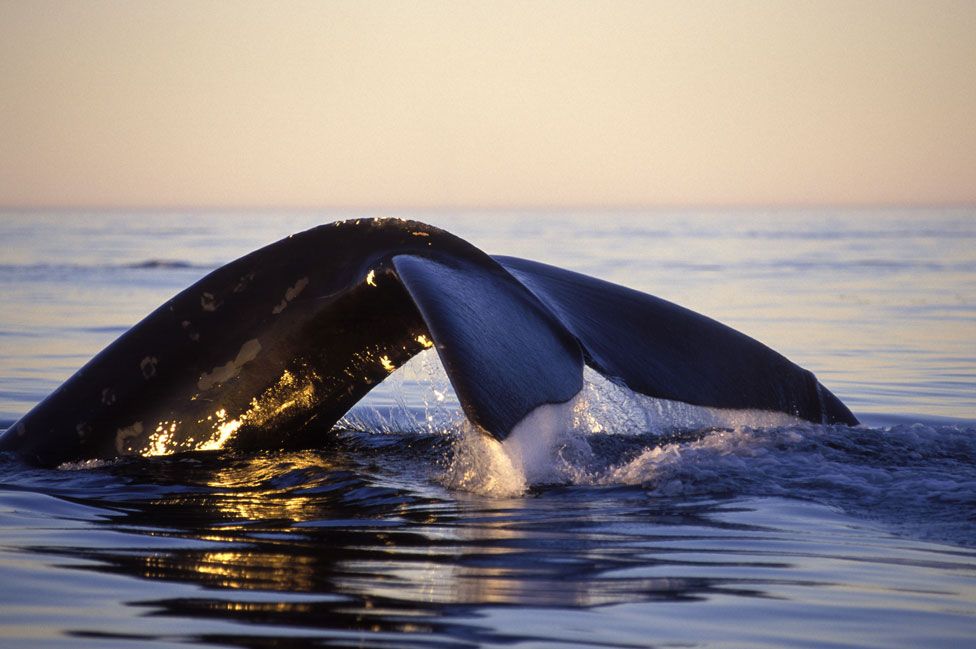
0, 219, 858, 466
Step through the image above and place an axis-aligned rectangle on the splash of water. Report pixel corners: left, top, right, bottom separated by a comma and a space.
348, 352, 816, 496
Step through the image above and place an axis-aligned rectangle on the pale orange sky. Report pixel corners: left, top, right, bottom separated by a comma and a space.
1, 0, 975, 208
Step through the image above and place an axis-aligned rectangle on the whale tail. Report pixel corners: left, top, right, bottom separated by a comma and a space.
0, 219, 856, 466
494, 256, 857, 426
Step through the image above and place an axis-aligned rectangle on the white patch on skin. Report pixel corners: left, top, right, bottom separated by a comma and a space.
233, 272, 255, 293
201, 292, 218, 311
101, 388, 116, 405
115, 421, 144, 454
272, 277, 309, 314
285, 277, 308, 300
140, 356, 158, 379
181, 320, 200, 342
197, 339, 262, 391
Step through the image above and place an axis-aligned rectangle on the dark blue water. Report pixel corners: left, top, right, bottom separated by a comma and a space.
1, 210, 975, 648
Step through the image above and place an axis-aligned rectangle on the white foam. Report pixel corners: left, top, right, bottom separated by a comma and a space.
57, 457, 121, 471
501, 399, 580, 484
574, 367, 804, 434
440, 396, 596, 497
344, 352, 914, 504
354, 355, 817, 496
440, 422, 527, 497
436, 367, 806, 496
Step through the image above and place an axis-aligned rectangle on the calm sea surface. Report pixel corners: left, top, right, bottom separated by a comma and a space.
1, 209, 974, 648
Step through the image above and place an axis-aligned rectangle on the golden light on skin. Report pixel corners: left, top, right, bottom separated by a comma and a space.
1, 1, 974, 208
415, 334, 434, 349
197, 410, 243, 452
144, 420, 182, 456
365, 270, 377, 287
379, 355, 396, 373
136, 368, 319, 457
243, 369, 318, 427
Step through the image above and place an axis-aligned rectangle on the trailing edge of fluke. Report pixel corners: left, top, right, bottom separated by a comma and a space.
0, 218, 858, 466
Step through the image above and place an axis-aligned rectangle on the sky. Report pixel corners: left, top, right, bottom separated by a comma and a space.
1, 0, 975, 209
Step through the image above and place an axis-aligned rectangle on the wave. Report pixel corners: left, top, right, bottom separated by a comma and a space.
0, 260, 214, 272
121, 259, 204, 269
4, 358, 974, 547
342, 363, 976, 545
333, 412, 973, 547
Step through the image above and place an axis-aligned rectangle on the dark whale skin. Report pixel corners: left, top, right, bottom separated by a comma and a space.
0, 218, 857, 466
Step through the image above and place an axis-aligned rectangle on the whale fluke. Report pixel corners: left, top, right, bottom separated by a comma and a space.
0, 218, 857, 466
495, 256, 858, 426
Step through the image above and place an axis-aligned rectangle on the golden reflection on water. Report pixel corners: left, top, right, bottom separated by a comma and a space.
142, 550, 319, 592
134, 453, 341, 590
133, 432, 633, 608
193, 550, 316, 591
126, 449, 628, 607
106, 438, 784, 617
212, 491, 317, 527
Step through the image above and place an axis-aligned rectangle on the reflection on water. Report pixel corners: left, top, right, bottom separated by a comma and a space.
54, 450, 756, 607
21, 454, 776, 645
4, 436, 974, 649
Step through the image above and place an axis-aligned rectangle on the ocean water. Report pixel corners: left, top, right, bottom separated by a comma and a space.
1, 209, 974, 648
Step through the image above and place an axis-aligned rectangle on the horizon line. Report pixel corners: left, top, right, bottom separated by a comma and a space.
2, 200, 975, 214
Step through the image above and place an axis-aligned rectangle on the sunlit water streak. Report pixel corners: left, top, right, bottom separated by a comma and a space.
1, 209, 974, 648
